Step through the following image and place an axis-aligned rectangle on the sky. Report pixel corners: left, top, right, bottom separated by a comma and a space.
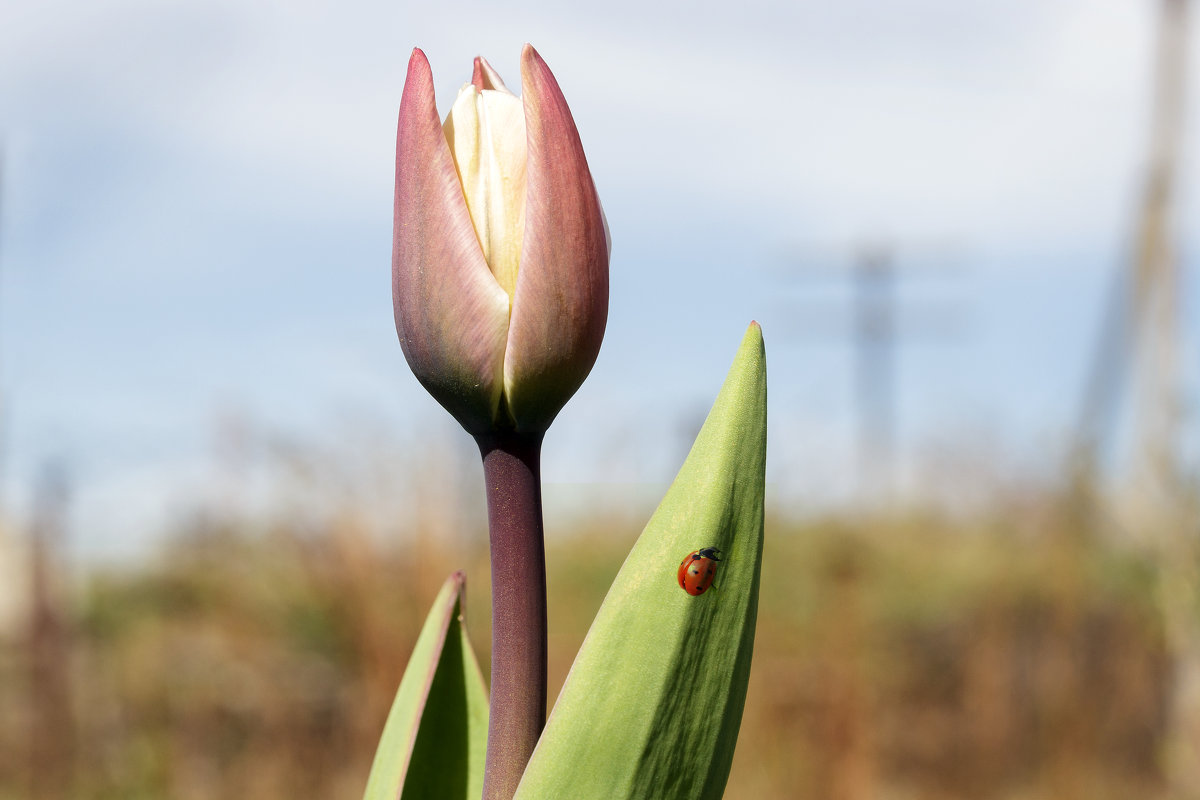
2, 0, 1198, 559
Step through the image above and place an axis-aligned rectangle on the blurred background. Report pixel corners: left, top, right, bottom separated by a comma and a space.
2, 0, 1199, 798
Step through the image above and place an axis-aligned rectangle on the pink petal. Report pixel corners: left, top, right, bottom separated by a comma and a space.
473, 56, 512, 93
503, 44, 609, 432
394, 48, 510, 434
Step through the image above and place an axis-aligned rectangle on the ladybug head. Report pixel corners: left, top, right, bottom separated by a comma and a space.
697, 547, 722, 561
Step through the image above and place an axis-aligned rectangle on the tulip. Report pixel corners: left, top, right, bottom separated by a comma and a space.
392, 45, 609, 800
393, 44, 609, 437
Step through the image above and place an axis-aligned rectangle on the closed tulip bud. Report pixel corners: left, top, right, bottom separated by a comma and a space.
393, 45, 609, 436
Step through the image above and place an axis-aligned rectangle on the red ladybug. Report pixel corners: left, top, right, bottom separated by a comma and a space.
678, 547, 722, 595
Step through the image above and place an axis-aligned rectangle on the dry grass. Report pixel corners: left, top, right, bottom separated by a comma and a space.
0, 493, 1175, 799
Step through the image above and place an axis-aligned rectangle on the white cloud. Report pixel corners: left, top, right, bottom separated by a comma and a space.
3, 0, 1181, 249
1, 0, 1196, 548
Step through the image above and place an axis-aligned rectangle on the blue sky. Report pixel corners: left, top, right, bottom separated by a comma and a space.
2, 0, 1198, 558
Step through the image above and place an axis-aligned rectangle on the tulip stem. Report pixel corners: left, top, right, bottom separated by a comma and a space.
476, 430, 547, 800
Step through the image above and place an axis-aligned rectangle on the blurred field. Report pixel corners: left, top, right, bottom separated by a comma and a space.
0, 487, 1180, 800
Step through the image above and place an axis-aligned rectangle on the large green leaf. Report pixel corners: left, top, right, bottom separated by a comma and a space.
363, 571, 489, 800
515, 322, 767, 799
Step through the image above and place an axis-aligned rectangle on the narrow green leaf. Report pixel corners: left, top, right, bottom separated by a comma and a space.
515, 322, 767, 800
363, 571, 489, 800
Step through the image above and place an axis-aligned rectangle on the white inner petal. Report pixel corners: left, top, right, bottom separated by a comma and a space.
443, 84, 527, 302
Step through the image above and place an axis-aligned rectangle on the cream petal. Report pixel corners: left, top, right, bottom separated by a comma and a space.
444, 82, 527, 300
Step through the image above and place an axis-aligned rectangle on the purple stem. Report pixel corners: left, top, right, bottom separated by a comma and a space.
476, 430, 547, 800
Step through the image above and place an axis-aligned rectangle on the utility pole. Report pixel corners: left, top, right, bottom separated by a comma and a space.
781, 242, 962, 505
1131, 0, 1187, 503
852, 246, 898, 504
27, 464, 74, 800
1074, 0, 1197, 792
1143, 4, 1198, 796
1075, 0, 1188, 499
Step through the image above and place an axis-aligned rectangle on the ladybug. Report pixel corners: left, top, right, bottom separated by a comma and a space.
678, 547, 722, 595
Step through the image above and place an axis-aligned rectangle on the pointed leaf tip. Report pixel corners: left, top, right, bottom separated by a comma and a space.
514, 328, 766, 800
363, 573, 489, 800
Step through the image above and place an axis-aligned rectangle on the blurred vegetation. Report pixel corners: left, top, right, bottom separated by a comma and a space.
0, 486, 1180, 800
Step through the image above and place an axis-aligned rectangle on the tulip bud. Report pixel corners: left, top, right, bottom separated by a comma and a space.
393, 45, 609, 436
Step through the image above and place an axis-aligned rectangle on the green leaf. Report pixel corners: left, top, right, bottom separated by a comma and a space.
515, 322, 767, 800
363, 571, 489, 800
